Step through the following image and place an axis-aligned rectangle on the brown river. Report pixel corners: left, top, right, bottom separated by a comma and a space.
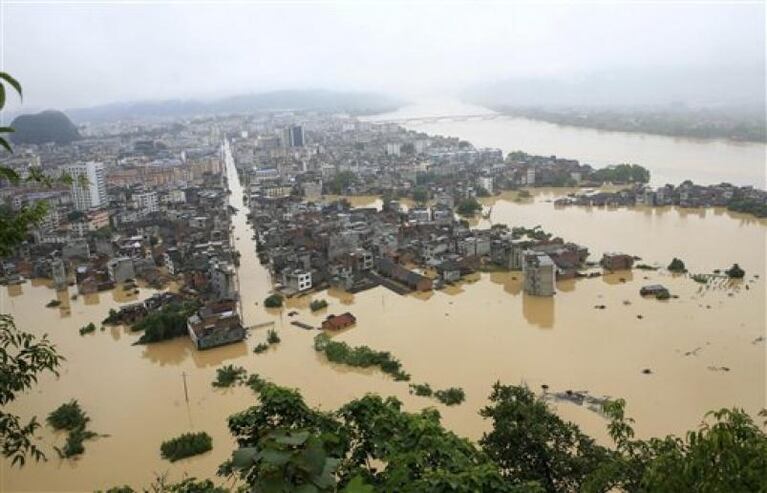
1, 117, 765, 491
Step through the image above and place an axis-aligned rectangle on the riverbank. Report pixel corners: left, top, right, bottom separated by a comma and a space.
370, 100, 767, 188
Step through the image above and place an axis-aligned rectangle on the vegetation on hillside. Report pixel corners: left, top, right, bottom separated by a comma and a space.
213, 382, 767, 492
9, 110, 81, 145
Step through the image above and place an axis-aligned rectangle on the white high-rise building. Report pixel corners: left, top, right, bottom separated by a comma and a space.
65, 162, 107, 211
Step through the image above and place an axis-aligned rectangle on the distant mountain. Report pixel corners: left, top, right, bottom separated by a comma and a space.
10, 110, 81, 145
66, 89, 404, 124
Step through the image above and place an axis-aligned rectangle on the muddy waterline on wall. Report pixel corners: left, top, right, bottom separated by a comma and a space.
1, 146, 764, 491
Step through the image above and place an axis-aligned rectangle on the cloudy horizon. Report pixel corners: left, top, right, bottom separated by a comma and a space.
1, 1, 764, 113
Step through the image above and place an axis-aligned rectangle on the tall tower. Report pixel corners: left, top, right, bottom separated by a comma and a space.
282, 125, 304, 148
65, 161, 107, 210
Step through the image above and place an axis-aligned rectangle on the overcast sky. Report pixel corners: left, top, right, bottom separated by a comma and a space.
1, 1, 764, 111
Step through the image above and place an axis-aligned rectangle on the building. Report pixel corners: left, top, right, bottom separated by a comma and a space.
107, 257, 136, 283
282, 125, 305, 148
523, 252, 556, 296
132, 191, 159, 214
321, 312, 356, 330
386, 142, 401, 156
86, 208, 111, 231
187, 302, 246, 350
376, 257, 433, 292
284, 269, 312, 292
526, 168, 536, 186
601, 253, 634, 271
478, 176, 494, 194
65, 162, 107, 211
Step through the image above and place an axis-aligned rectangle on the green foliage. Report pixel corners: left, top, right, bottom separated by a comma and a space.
667, 257, 687, 273
479, 383, 610, 492
310, 299, 329, 312
727, 197, 767, 218
412, 186, 429, 204
79, 322, 97, 336
56, 426, 98, 458
593, 401, 767, 492
314, 333, 410, 381
47, 400, 88, 431
455, 197, 483, 217
222, 383, 510, 492
0, 72, 22, 153
160, 432, 213, 462
726, 263, 745, 279
325, 171, 357, 195
434, 387, 466, 406
9, 110, 81, 145
590, 164, 650, 184
101, 476, 230, 493
267, 329, 281, 344
635, 263, 658, 271
133, 301, 198, 343
45, 299, 61, 307
212, 365, 247, 388
253, 343, 269, 354
264, 294, 284, 308
47, 400, 97, 458
0, 314, 63, 466
409, 382, 433, 397
245, 373, 268, 393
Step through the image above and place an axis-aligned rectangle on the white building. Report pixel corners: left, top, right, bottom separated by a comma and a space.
386, 142, 401, 156
132, 191, 159, 214
523, 252, 556, 296
525, 168, 536, 186
65, 162, 107, 211
478, 176, 494, 194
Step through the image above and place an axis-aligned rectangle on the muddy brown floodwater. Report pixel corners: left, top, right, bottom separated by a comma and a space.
1, 142, 765, 492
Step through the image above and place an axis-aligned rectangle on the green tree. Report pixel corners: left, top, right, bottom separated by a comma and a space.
725, 263, 745, 279
667, 257, 687, 273
0, 314, 64, 466
456, 197, 483, 217
479, 384, 609, 492
412, 186, 429, 204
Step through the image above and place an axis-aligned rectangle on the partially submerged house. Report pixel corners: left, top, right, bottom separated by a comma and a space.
187, 301, 246, 350
321, 312, 357, 330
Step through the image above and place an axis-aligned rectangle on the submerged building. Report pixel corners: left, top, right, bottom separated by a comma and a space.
523, 252, 556, 296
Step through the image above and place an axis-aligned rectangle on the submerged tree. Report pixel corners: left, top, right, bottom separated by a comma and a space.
0, 315, 64, 465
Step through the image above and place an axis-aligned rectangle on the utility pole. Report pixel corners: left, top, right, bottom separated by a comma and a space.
182, 371, 189, 403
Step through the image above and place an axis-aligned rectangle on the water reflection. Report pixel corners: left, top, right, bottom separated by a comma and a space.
522, 294, 555, 329
141, 337, 248, 367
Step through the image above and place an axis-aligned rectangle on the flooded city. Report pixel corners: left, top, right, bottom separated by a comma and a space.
2, 119, 764, 491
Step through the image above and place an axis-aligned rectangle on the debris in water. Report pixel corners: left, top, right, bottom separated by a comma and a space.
641, 368, 652, 374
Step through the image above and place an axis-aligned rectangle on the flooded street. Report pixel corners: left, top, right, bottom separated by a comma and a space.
2, 140, 765, 492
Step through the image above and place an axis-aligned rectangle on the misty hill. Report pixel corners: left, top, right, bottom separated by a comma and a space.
67, 90, 403, 124
10, 110, 81, 145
